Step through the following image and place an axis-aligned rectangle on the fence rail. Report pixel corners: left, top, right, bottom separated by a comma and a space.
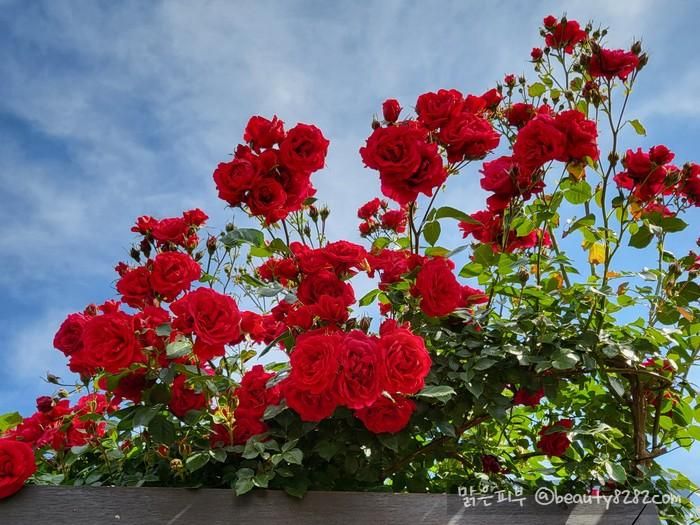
0, 486, 659, 524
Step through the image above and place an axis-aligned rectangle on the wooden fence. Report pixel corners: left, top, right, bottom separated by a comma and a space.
0, 486, 659, 524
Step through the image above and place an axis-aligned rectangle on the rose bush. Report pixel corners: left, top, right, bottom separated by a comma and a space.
1, 15, 699, 524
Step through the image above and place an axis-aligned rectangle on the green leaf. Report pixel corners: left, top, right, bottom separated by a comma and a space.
605, 462, 628, 483
628, 119, 646, 136
417, 385, 456, 403
552, 350, 579, 370
528, 82, 547, 98
0, 412, 22, 432
263, 403, 287, 420
629, 225, 654, 249
660, 217, 688, 233
423, 221, 441, 246
563, 180, 592, 204
315, 440, 340, 461
209, 448, 227, 463
282, 448, 304, 465
222, 228, 264, 247
166, 337, 192, 359
155, 323, 172, 337
473, 358, 497, 370
148, 415, 177, 444
133, 404, 162, 428
235, 477, 255, 495
283, 477, 308, 498
185, 452, 210, 472
359, 289, 381, 307
434, 206, 478, 223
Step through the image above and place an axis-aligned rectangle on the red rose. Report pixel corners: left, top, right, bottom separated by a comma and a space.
358, 198, 384, 219
244, 115, 285, 152
378, 323, 431, 395
545, 19, 587, 54
53, 312, 88, 357
182, 208, 208, 227
152, 217, 189, 245
513, 387, 545, 407
354, 395, 415, 434
247, 178, 288, 224
171, 288, 241, 346
360, 125, 424, 176
235, 365, 281, 420
0, 439, 36, 499
289, 330, 342, 394
310, 295, 350, 325
380, 209, 407, 233
480, 156, 543, 210
459, 209, 502, 244
35, 396, 53, 413
414, 258, 464, 317
382, 99, 402, 123
589, 48, 639, 80
531, 47, 543, 61
461, 285, 488, 307
513, 115, 566, 173
481, 454, 505, 474
100, 370, 151, 404
213, 158, 258, 207
279, 123, 329, 173
480, 88, 502, 110
322, 240, 368, 275
82, 311, 143, 373
554, 110, 599, 162
336, 331, 382, 409
168, 375, 207, 418
378, 142, 447, 205
151, 252, 201, 302
233, 418, 268, 445
506, 103, 536, 128
297, 270, 355, 306
116, 266, 153, 308
543, 15, 557, 28
415, 89, 463, 130
680, 163, 700, 206
439, 112, 500, 163
283, 379, 338, 422
537, 419, 573, 457
131, 215, 158, 235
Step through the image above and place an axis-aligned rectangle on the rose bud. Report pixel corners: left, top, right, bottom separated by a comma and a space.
382, 99, 401, 123
170, 458, 184, 472
308, 205, 319, 222
140, 238, 152, 258
371, 119, 381, 130
46, 373, 61, 384
207, 235, 217, 255
130, 247, 141, 262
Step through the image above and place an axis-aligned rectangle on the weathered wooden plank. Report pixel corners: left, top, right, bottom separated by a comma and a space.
0, 487, 658, 525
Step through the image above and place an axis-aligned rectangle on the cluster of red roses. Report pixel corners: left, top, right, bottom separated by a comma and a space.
213, 116, 329, 224
614, 145, 699, 207
5, 394, 116, 453
357, 198, 407, 237
360, 88, 501, 206
460, 106, 598, 252
282, 321, 430, 432
130, 208, 209, 252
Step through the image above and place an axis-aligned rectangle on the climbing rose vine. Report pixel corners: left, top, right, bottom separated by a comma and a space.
1, 15, 699, 524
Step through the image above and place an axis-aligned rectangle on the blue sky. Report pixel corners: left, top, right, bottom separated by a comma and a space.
1, 0, 698, 484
